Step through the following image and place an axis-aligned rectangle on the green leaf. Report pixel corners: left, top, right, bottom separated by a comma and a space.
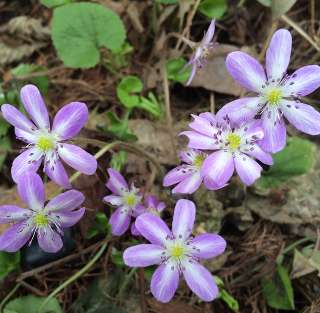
256, 0, 271, 6
0, 136, 11, 170
0, 252, 20, 280
166, 58, 191, 84
116, 76, 143, 109
86, 212, 110, 239
52, 3, 126, 68
40, 0, 74, 8
104, 111, 137, 142
156, 0, 178, 3
4, 295, 62, 313
256, 137, 315, 189
11, 64, 49, 94
271, 0, 297, 18
219, 290, 239, 312
111, 247, 125, 266
198, 0, 227, 19
262, 264, 295, 310
138, 92, 162, 118
110, 151, 127, 172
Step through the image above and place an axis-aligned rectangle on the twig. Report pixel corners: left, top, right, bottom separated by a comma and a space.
210, 92, 215, 114
138, 268, 148, 313
0, 283, 21, 312
161, 64, 178, 162
117, 268, 137, 300
17, 239, 106, 281
38, 241, 109, 313
281, 14, 320, 52
20, 281, 46, 296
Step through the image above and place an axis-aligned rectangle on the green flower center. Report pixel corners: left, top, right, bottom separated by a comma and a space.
124, 193, 137, 207
193, 154, 206, 169
37, 136, 55, 152
267, 89, 282, 106
227, 133, 241, 150
34, 213, 49, 227
170, 244, 185, 259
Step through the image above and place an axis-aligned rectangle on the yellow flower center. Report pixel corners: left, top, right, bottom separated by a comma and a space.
170, 244, 185, 259
34, 213, 49, 227
267, 89, 282, 106
227, 133, 241, 150
37, 136, 54, 152
124, 193, 136, 207
193, 154, 205, 169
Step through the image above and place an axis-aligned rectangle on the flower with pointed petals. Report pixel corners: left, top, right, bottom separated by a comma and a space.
163, 149, 209, 194
181, 112, 273, 187
1, 84, 97, 188
186, 19, 215, 86
124, 199, 226, 303
0, 172, 85, 253
221, 28, 320, 153
131, 195, 166, 236
104, 168, 143, 236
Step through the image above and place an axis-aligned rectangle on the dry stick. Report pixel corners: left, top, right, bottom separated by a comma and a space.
210, 92, 215, 114
281, 14, 320, 52
138, 268, 148, 313
161, 64, 178, 162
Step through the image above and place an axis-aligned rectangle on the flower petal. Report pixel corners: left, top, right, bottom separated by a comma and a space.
243, 144, 273, 165
51, 207, 85, 228
0, 221, 33, 252
216, 97, 261, 125
234, 153, 262, 185
37, 227, 63, 253
103, 195, 123, 206
123, 244, 164, 267
58, 144, 97, 175
284, 65, 320, 97
203, 19, 215, 45
266, 29, 292, 80
106, 168, 128, 195
189, 114, 216, 137
226, 51, 266, 92
202, 151, 234, 188
180, 131, 218, 150
52, 102, 88, 140
163, 166, 195, 187
135, 213, 171, 245
1, 104, 36, 133
260, 109, 286, 153
186, 63, 197, 86
20, 84, 50, 130
183, 261, 218, 301
191, 233, 226, 259
109, 207, 131, 236
46, 190, 85, 212
172, 172, 202, 194
17, 172, 45, 211
172, 199, 195, 240
11, 148, 43, 183
280, 100, 320, 135
0, 205, 31, 223
15, 127, 37, 144
45, 158, 71, 189
131, 223, 140, 236
151, 264, 179, 303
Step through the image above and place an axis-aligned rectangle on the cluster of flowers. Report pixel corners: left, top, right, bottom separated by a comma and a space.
1, 20, 320, 305
167, 20, 320, 194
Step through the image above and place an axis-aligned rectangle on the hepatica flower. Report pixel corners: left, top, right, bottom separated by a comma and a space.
163, 149, 208, 194
0, 172, 85, 253
221, 29, 320, 153
104, 168, 143, 236
186, 19, 215, 85
124, 199, 226, 303
1, 84, 97, 188
182, 112, 273, 187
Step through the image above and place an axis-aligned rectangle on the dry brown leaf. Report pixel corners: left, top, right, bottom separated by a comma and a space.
190, 44, 248, 96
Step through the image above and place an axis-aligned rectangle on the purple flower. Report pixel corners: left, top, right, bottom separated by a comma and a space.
131, 195, 166, 236
163, 149, 209, 194
221, 29, 320, 153
104, 168, 143, 236
1, 84, 97, 188
186, 19, 215, 86
123, 199, 226, 303
181, 112, 273, 187
0, 172, 85, 253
